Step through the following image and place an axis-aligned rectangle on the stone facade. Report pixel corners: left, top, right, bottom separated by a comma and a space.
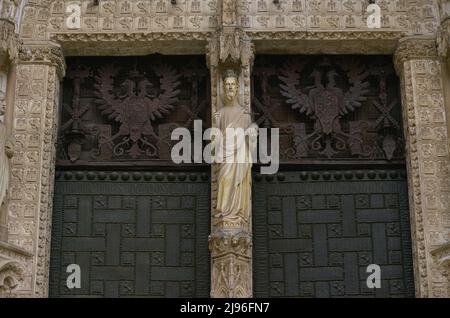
0, 0, 449, 297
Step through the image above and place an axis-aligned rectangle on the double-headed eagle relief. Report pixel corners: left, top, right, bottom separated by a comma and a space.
253, 56, 404, 161
279, 58, 370, 158
57, 56, 209, 165
94, 64, 181, 159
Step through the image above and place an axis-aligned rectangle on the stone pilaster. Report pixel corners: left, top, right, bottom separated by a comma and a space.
3, 41, 65, 297
207, 0, 255, 298
394, 36, 450, 298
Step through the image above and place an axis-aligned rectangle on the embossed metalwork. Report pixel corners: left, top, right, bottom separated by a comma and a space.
252, 56, 405, 162
253, 169, 415, 298
57, 56, 210, 166
49, 170, 210, 298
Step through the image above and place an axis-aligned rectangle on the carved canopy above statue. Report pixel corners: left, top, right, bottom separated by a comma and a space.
252, 55, 405, 164
57, 55, 210, 166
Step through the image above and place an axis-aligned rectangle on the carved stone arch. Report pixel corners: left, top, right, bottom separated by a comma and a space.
0, 259, 25, 297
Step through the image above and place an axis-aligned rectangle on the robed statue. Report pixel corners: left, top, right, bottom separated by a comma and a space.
0, 101, 13, 207
1, 0, 20, 21
213, 70, 258, 223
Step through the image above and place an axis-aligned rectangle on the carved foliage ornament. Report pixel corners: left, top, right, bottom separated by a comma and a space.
209, 230, 252, 258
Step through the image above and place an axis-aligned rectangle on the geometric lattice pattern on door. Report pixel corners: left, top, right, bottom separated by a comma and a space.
253, 169, 415, 298
49, 170, 210, 297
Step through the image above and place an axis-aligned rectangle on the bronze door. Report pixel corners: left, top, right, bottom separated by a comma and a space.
253, 169, 414, 297
49, 56, 211, 297
252, 55, 415, 297
50, 170, 210, 297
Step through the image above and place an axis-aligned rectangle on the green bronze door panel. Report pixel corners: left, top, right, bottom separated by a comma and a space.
49, 170, 210, 298
253, 169, 415, 298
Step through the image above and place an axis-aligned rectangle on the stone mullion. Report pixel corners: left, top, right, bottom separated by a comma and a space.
207, 0, 255, 298
207, 42, 254, 298
6, 41, 65, 297
395, 37, 450, 298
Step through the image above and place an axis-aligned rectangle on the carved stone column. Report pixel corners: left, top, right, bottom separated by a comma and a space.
3, 41, 65, 297
207, 0, 255, 298
394, 37, 450, 298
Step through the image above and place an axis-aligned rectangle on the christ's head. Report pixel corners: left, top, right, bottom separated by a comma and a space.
222, 69, 238, 105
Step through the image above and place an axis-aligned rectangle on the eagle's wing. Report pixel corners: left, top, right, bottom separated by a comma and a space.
342, 61, 370, 115
147, 64, 181, 121
94, 65, 124, 123
279, 61, 313, 116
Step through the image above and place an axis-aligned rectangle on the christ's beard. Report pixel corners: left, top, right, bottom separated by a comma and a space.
225, 93, 236, 102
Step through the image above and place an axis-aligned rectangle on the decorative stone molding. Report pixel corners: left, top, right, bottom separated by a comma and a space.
51, 31, 212, 56
239, 0, 438, 34
47, 0, 217, 34
394, 36, 450, 298
250, 30, 407, 40
41, 0, 441, 37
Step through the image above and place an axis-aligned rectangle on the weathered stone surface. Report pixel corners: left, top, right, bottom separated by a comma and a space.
395, 37, 450, 297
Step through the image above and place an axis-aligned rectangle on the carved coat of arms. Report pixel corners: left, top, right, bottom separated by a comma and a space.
279, 59, 370, 158
94, 65, 181, 159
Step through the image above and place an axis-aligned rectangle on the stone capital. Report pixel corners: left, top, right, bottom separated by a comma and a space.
17, 41, 66, 79
394, 36, 438, 75
209, 230, 252, 259
0, 241, 31, 297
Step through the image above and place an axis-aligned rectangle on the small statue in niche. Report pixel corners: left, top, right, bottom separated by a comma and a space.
1, 0, 20, 21
0, 99, 13, 208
